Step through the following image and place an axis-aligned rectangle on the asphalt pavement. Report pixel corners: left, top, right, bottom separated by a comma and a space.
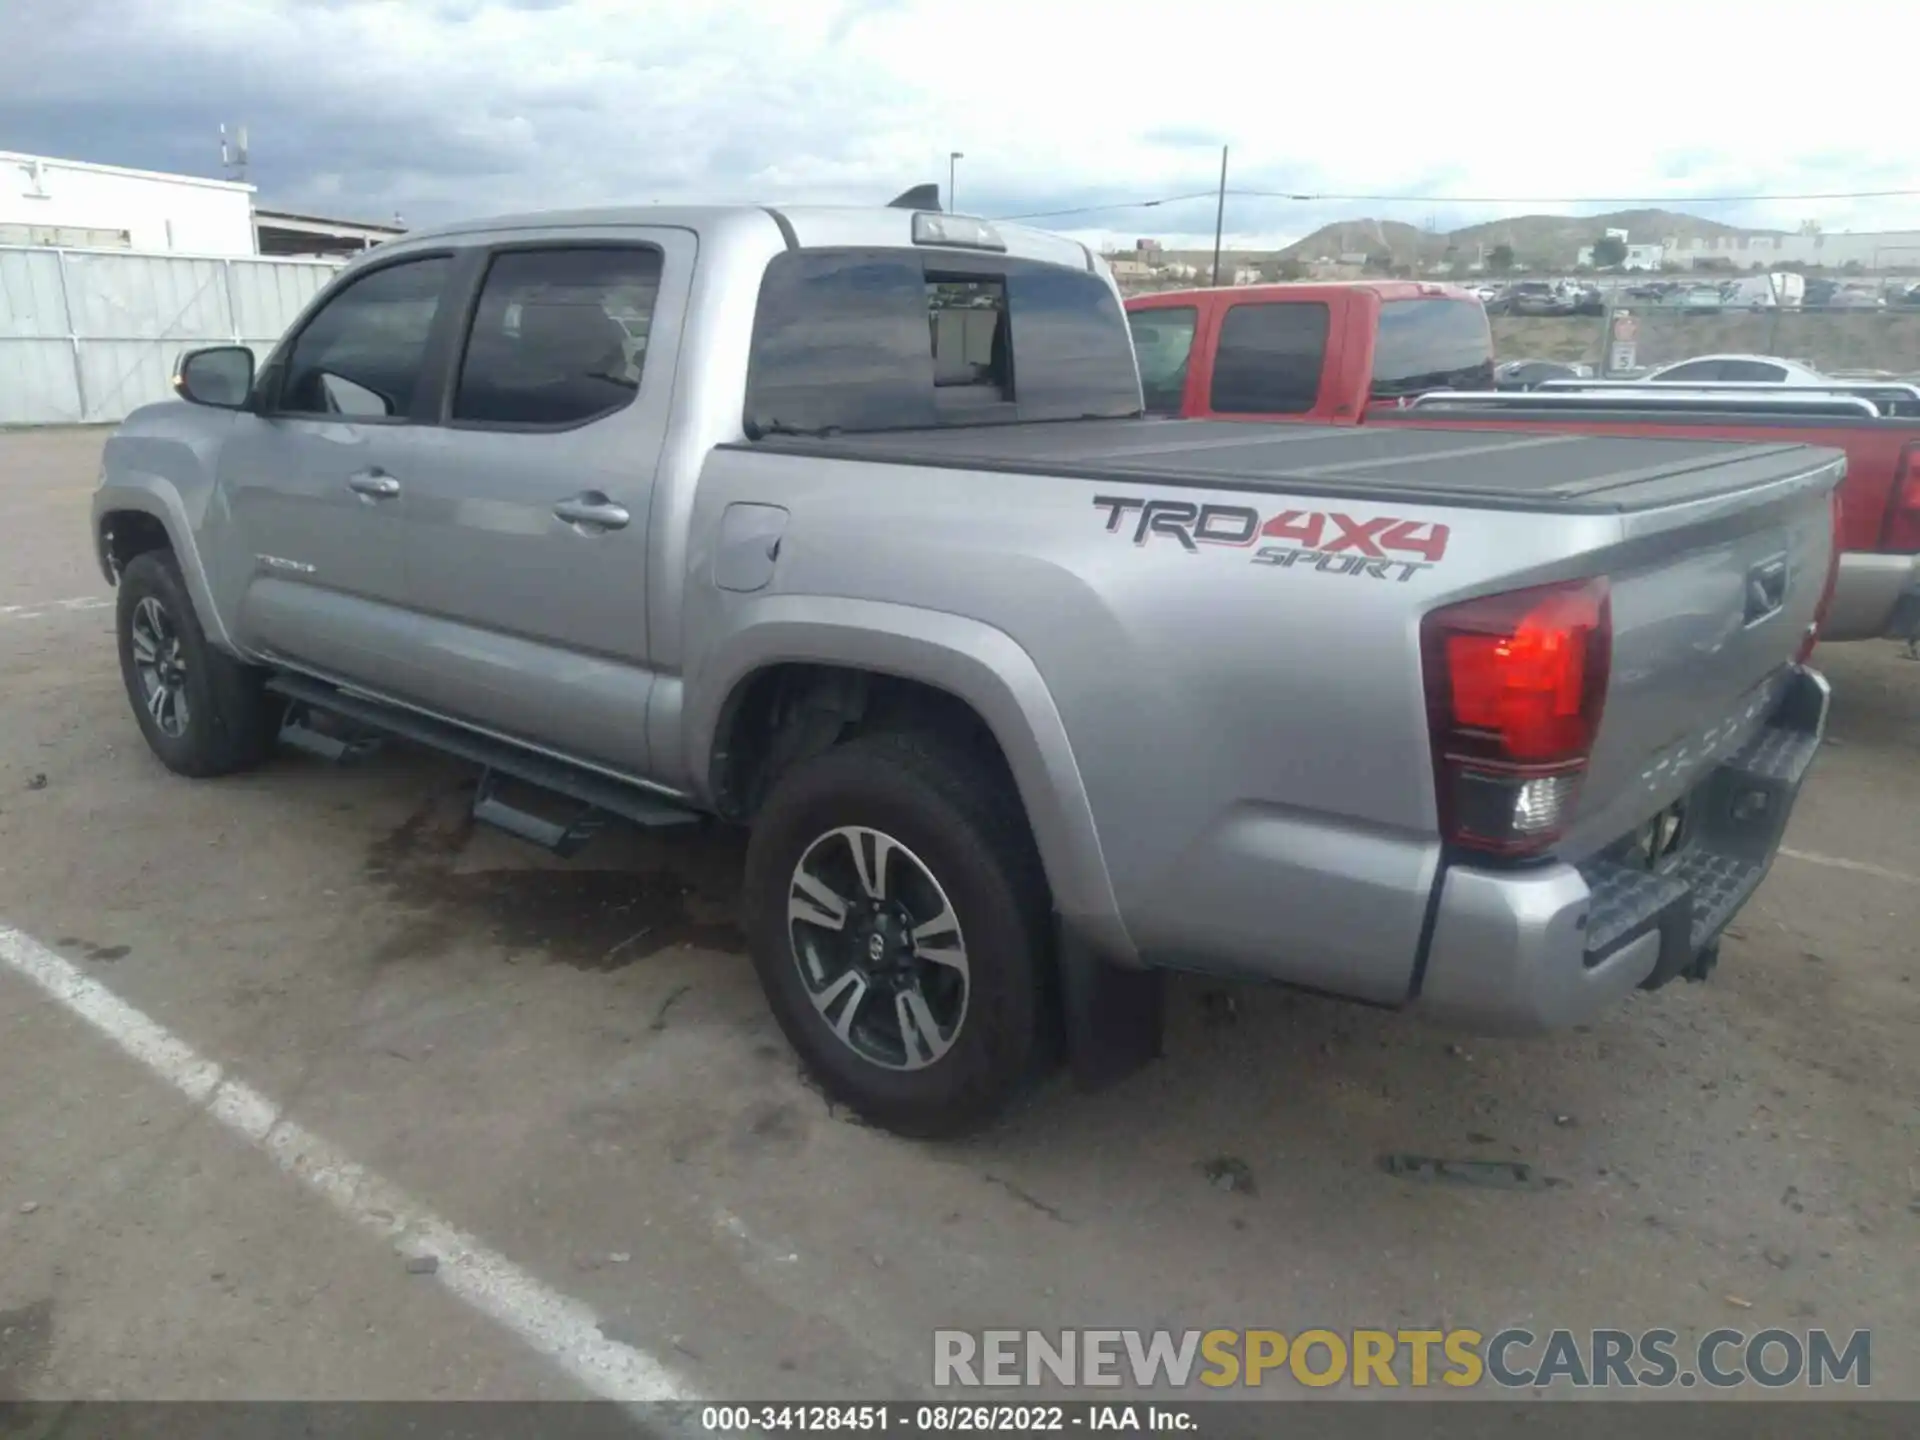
3, 427, 1918, 1405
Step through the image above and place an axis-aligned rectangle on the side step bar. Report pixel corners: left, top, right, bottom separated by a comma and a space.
265, 674, 703, 848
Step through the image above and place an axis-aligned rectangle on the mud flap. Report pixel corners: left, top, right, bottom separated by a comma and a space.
1060, 935, 1164, 1090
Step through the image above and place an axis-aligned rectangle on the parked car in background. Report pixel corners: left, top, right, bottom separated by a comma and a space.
1830, 286, 1887, 310
1721, 273, 1807, 310
1641, 354, 1831, 385
1570, 282, 1605, 316
1508, 281, 1569, 316
1495, 358, 1591, 390
1674, 284, 1725, 316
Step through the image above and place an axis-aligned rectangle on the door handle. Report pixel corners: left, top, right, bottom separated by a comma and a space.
553, 493, 631, 532
348, 469, 401, 499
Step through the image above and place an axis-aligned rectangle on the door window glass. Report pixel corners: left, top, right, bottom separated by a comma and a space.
278, 257, 452, 418
452, 247, 662, 426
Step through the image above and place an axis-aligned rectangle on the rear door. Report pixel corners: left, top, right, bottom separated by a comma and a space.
1194, 295, 1347, 422
394, 230, 693, 776
218, 251, 458, 685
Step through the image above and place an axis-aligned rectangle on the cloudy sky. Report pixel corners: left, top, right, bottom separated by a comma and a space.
3, 0, 1913, 250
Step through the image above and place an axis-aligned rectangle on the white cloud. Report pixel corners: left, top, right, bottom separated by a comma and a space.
2, 0, 1914, 244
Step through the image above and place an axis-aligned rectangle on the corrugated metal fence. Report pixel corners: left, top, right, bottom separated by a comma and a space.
0, 246, 343, 426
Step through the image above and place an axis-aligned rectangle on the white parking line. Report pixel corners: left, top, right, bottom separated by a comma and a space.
0, 596, 111, 622
1779, 847, 1919, 888
0, 923, 698, 1405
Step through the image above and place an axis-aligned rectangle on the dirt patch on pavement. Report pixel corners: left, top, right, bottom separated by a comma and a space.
362, 781, 745, 971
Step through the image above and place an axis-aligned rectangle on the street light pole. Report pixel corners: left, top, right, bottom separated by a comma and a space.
949, 151, 964, 213
1210, 145, 1229, 287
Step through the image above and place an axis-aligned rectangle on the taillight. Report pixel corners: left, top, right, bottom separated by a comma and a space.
1421, 577, 1611, 858
1879, 443, 1920, 554
1800, 484, 1846, 663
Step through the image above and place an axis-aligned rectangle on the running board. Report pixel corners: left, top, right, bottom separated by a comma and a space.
276, 701, 385, 762
264, 674, 703, 842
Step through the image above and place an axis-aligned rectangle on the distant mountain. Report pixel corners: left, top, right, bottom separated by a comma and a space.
1279, 208, 1787, 268
1273, 217, 1431, 262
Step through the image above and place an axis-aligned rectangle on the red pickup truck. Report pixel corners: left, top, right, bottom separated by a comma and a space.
1126, 281, 1920, 643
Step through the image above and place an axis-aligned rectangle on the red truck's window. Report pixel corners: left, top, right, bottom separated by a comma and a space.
1371, 299, 1494, 400
1127, 307, 1196, 415
1210, 302, 1328, 415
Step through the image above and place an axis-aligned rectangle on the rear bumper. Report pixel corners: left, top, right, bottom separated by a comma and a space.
1821, 551, 1919, 642
1416, 666, 1830, 1034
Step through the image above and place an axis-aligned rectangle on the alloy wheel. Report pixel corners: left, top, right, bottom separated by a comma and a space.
129, 596, 191, 738
786, 825, 970, 1071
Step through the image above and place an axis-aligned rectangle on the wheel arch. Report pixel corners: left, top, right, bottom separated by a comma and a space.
93, 483, 237, 652
688, 596, 1136, 965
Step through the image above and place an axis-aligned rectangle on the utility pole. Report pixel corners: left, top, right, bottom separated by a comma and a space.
1211, 146, 1229, 287
948, 151, 964, 213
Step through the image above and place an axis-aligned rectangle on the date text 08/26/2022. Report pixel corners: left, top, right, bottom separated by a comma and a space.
700, 1405, 1193, 1434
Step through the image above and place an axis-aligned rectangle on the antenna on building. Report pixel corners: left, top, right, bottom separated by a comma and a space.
220, 123, 250, 183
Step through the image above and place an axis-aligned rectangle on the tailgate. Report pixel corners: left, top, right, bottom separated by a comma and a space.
1562, 453, 1842, 858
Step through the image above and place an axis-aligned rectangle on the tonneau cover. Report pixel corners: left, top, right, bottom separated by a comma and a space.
743, 418, 1839, 514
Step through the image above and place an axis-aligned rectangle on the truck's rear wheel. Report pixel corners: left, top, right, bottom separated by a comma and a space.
115, 551, 278, 778
743, 731, 1052, 1138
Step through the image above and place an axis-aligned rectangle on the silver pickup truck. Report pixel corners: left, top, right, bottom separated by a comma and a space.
94, 199, 1840, 1136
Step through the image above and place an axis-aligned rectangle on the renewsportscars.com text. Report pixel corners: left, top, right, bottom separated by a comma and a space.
933, 1327, 1870, 1391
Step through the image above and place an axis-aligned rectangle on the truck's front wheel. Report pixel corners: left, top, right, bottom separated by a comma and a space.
115, 551, 278, 778
743, 731, 1052, 1138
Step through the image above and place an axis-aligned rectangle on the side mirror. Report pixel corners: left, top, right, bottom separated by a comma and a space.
173, 346, 256, 409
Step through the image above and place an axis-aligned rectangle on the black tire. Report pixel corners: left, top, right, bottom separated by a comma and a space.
115, 550, 279, 778
743, 730, 1053, 1138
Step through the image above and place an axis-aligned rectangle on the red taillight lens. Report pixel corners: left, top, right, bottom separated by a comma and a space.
1879, 444, 1920, 554
1422, 577, 1611, 857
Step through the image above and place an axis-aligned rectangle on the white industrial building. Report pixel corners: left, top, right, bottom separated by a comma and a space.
3, 151, 258, 255
3, 150, 404, 258
1663, 228, 1920, 271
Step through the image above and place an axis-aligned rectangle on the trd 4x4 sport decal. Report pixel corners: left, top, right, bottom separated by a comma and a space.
1092, 495, 1449, 583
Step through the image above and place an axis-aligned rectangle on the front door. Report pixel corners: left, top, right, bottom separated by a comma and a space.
396, 232, 691, 776
221, 253, 457, 693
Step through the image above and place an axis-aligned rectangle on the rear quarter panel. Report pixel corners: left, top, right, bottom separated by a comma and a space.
680, 446, 1629, 1000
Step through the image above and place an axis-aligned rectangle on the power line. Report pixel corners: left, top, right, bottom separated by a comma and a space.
993, 186, 1920, 222
1236, 187, 1920, 204
993, 191, 1220, 220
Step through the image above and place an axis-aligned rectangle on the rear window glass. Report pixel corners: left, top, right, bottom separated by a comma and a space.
1127, 306, 1196, 415
1371, 299, 1495, 400
1209, 302, 1328, 415
745, 249, 1140, 437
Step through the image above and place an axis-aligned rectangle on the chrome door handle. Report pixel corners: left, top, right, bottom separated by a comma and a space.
348, 470, 400, 499
553, 494, 631, 531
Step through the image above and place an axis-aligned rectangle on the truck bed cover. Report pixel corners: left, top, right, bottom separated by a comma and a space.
745, 418, 1838, 514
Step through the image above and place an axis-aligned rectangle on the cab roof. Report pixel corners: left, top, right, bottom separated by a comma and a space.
389, 203, 1098, 274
